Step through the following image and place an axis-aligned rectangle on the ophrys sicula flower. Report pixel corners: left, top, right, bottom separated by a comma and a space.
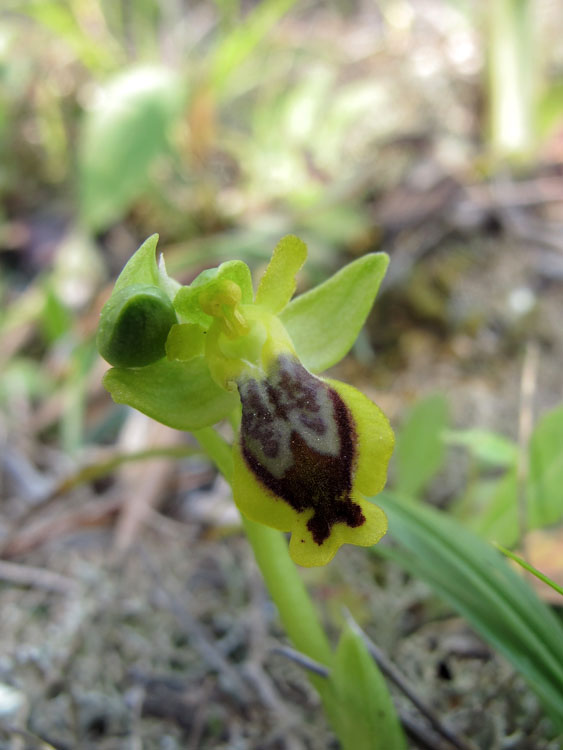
97, 234, 394, 566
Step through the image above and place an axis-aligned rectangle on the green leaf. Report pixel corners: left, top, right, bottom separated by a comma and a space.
537, 82, 563, 138
210, 0, 299, 92
173, 260, 253, 328
42, 284, 72, 343
374, 492, 563, 729
528, 404, 563, 528
328, 625, 405, 750
280, 253, 389, 373
444, 428, 518, 467
103, 357, 238, 430
469, 470, 520, 547
255, 235, 307, 313
394, 394, 448, 496
19, 0, 116, 72
79, 66, 185, 231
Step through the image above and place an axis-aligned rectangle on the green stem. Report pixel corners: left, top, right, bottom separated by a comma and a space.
240, 516, 333, 667
193, 426, 334, 698
193, 426, 234, 482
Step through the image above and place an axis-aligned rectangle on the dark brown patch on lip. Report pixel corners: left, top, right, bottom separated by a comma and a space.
238, 355, 365, 545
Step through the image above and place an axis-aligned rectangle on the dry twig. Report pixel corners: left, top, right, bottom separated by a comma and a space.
0, 560, 77, 594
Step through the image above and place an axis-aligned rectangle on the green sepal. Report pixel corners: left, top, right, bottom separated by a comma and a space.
103, 357, 239, 430
97, 284, 177, 368
111, 233, 180, 298
113, 234, 160, 292
280, 253, 389, 373
328, 625, 406, 750
173, 260, 253, 328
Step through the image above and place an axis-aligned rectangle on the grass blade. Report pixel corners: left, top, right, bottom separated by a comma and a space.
496, 544, 563, 598
373, 492, 563, 729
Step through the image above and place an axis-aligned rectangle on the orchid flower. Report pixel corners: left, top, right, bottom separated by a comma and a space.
97, 234, 394, 566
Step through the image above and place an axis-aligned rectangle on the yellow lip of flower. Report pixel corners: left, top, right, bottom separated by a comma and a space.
233, 354, 394, 567
191, 234, 394, 567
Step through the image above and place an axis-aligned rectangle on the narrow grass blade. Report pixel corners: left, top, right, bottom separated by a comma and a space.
496, 544, 563, 598
373, 492, 563, 729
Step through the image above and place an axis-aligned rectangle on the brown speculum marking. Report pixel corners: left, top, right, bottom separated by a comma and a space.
238, 355, 365, 545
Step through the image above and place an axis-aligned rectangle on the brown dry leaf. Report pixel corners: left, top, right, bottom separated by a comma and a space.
519, 528, 563, 605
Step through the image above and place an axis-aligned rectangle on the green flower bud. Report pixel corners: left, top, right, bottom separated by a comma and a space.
97, 284, 177, 368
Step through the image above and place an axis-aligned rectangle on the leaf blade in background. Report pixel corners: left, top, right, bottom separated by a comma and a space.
19, 0, 117, 72
528, 404, 563, 528
537, 82, 563, 140
79, 66, 185, 231
328, 625, 406, 750
374, 492, 563, 729
281, 253, 389, 373
103, 357, 238, 431
469, 469, 519, 547
394, 394, 448, 496
210, 0, 299, 93
444, 428, 518, 467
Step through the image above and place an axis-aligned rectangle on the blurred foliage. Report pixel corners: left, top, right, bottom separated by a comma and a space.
381, 393, 563, 732
394, 393, 449, 497
376, 491, 563, 731
394, 393, 563, 547
1, 0, 563, 264
0, 0, 399, 251
2, 0, 563, 744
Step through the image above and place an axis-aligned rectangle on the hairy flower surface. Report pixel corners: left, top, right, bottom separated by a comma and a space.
98, 233, 394, 566
234, 354, 392, 566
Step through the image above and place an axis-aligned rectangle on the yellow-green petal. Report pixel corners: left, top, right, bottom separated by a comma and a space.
255, 234, 307, 313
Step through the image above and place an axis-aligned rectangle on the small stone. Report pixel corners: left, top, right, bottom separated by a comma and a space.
0, 682, 26, 719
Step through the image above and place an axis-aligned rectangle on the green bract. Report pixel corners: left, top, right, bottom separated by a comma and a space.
98, 234, 393, 566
